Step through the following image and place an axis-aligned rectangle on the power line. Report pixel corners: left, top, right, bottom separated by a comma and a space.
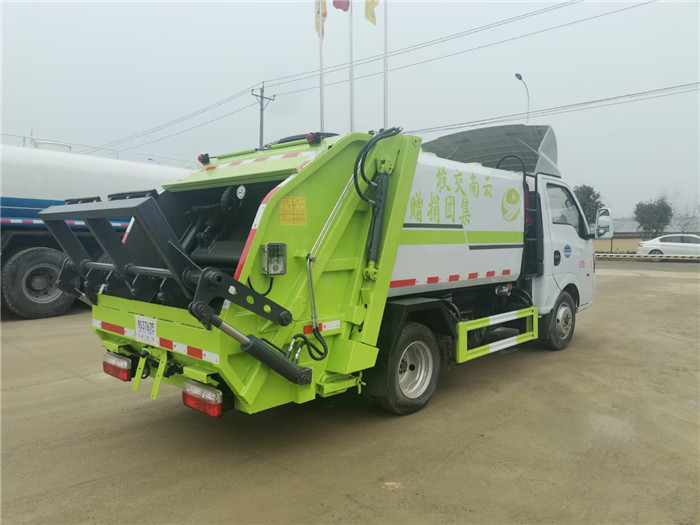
264, 0, 584, 88
89, 1, 583, 151
79, 83, 260, 153
274, 0, 658, 99
391, 0, 658, 75
406, 82, 699, 134
85, 0, 660, 152
116, 102, 258, 153
120, 83, 697, 154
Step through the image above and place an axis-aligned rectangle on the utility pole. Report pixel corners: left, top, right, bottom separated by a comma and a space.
251, 83, 275, 148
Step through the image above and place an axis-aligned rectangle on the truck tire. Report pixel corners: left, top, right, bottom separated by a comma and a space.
1, 247, 76, 319
539, 291, 575, 351
373, 323, 441, 415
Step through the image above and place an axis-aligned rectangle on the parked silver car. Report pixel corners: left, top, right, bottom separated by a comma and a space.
637, 234, 700, 260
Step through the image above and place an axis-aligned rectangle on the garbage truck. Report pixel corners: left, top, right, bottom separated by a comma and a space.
1, 145, 188, 318
40, 125, 613, 416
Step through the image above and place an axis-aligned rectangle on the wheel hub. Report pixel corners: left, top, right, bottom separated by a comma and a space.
397, 341, 434, 399
21, 264, 61, 303
30, 275, 49, 290
555, 303, 573, 339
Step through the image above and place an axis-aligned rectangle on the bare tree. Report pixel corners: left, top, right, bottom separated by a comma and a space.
670, 190, 700, 233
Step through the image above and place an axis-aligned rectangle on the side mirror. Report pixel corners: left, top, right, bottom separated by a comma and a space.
595, 208, 613, 239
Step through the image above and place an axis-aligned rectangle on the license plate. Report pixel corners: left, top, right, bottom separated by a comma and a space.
135, 315, 157, 345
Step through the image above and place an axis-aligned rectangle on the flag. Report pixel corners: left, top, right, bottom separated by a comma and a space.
365, 0, 379, 24
315, 0, 328, 39
333, 0, 349, 12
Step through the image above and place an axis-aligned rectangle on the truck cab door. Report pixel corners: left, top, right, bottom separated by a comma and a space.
542, 182, 595, 308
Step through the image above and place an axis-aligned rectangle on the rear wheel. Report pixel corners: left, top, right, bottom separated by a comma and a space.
372, 323, 441, 415
539, 291, 576, 351
649, 249, 663, 262
1, 247, 76, 319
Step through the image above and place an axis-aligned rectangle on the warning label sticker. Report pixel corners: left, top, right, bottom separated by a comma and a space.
280, 197, 306, 225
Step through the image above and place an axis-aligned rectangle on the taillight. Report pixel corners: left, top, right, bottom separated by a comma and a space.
638, 242, 644, 247
182, 380, 223, 417
103, 352, 132, 381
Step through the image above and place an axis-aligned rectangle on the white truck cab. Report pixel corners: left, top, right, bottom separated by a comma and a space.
423, 125, 612, 350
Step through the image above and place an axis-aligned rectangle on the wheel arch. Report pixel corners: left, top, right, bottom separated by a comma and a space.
562, 282, 580, 308
364, 298, 456, 396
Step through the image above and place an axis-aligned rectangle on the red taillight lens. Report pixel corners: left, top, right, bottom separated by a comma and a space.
182, 380, 223, 417
103, 352, 132, 381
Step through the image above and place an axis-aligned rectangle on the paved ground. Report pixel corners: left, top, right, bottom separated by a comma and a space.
2, 260, 699, 524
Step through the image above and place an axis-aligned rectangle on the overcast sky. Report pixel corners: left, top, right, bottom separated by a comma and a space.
2, 0, 698, 216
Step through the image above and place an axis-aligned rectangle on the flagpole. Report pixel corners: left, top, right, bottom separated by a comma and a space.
383, 0, 388, 129
319, 37, 325, 132
349, 1, 355, 132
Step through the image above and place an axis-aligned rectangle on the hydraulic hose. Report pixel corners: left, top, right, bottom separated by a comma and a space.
352, 127, 402, 204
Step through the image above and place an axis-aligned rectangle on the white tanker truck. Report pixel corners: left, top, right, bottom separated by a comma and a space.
41, 125, 614, 415
1, 146, 188, 318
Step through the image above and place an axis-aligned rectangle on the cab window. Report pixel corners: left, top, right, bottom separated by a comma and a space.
546, 184, 585, 233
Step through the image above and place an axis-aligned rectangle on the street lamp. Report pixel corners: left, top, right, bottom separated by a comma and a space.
515, 73, 530, 124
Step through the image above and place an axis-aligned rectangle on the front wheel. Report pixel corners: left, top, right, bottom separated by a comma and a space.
372, 323, 441, 415
539, 291, 576, 351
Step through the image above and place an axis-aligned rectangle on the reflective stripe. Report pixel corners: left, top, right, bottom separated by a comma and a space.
198, 149, 322, 172
595, 253, 700, 259
487, 335, 520, 354
302, 320, 340, 334
489, 311, 518, 325
93, 320, 219, 365
390, 269, 511, 289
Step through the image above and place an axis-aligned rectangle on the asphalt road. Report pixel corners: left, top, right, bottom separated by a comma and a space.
2, 260, 699, 524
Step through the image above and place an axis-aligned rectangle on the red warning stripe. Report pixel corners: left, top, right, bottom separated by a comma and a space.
159, 338, 173, 350
261, 186, 280, 204
228, 160, 243, 167
468, 272, 478, 279
101, 321, 125, 335
427, 276, 439, 284
283, 152, 301, 158
187, 346, 203, 359
502, 269, 511, 276
235, 184, 281, 279
234, 228, 257, 280
390, 279, 417, 288
486, 271, 496, 277
448, 274, 459, 282
254, 156, 270, 163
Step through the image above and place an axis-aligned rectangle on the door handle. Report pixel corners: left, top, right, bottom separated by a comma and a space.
554, 250, 561, 266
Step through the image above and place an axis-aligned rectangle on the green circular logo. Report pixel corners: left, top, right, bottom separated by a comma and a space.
501, 189, 521, 222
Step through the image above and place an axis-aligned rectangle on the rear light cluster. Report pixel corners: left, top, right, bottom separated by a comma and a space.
182, 380, 223, 417
104, 354, 224, 417
103, 352, 132, 382
638, 242, 645, 247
